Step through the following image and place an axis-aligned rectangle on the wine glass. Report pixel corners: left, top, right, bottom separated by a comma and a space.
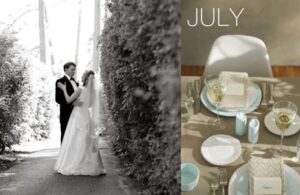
204, 74, 227, 130
273, 101, 297, 157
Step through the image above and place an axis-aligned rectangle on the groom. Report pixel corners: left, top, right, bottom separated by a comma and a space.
55, 62, 79, 143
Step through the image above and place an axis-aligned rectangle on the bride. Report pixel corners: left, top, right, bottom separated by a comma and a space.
54, 70, 106, 176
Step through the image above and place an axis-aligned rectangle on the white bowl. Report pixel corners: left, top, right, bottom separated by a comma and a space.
181, 163, 200, 191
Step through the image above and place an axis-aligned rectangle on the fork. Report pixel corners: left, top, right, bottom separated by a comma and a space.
219, 168, 228, 195
261, 82, 268, 107
268, 83, 275, 106
210, 175, 219, 195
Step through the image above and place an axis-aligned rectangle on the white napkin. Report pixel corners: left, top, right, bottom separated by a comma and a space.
249, 157, 286, 195
219, 71, 248, 108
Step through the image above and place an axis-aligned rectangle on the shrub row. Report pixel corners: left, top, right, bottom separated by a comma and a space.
0, 33, 26, 150
100, 0, 180, 194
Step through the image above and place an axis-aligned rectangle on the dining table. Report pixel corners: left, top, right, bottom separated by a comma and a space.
181, 76, 300, 195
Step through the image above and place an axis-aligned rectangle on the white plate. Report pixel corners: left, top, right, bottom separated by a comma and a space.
207, 81, 258, 111
264, 111, 300, 136
201, 134, 241, 166
228, 163, 300, 195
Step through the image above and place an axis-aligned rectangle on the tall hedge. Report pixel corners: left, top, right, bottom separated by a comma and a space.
0, 33, 26, 150
100, 0, 180, 194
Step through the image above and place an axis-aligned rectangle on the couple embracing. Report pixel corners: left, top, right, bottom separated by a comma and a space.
54, 62, 106, 176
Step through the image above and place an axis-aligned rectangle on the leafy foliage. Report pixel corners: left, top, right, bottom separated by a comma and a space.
0, 33, 26, 149
0, 31, 54, 151
100, 0, 180, 194
16, 57, 54, 142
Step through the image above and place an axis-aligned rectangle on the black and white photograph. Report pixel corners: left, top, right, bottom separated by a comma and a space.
0, 0, 180, 194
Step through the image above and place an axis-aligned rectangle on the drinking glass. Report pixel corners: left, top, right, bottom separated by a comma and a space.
273, 101, 297, 157
204, 74, 227, 130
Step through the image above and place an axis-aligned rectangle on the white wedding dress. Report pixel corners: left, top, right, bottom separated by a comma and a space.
54, 78, 105, 176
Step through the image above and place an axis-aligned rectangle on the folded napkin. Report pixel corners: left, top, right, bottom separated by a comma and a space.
249, 157, 286, 195
219, 71, 248, 108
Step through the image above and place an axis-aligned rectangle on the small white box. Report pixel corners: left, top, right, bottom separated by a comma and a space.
253, 177, 282, 194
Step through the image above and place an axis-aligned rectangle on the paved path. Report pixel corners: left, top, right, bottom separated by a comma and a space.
0, 139, 138, 195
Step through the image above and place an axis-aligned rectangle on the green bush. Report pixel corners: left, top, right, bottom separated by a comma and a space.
0, 33, 27, 149
100, 0, 180, 194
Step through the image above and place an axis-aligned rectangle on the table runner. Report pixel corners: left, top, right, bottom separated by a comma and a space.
181, 76, 300, 195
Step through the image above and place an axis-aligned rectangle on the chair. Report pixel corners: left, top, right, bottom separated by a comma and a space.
203, 35, 273, 77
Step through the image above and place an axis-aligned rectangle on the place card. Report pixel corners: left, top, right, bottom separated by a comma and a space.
219, 71, 248, 108
253, 177, 282, 194
249, 157, 286, 195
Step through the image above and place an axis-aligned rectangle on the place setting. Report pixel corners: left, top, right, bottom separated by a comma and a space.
181, 72, 300, 195
200, 71, 262, 132
201, 72, 262, 116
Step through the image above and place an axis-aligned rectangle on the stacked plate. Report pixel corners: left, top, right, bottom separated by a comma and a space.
200, 81, 262, 117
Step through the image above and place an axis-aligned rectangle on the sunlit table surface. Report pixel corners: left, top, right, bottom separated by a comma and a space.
181, 76, 300, 195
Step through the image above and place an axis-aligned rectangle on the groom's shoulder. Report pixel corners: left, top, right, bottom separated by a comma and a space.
56, 76, 67, 83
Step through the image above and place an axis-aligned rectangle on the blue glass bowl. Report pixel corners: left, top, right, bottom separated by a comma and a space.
181, 163, 200, 191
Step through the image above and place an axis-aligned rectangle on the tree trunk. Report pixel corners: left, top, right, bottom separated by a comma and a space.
74, 0, 82, 76
38, 0, 46, 63
93, 0, 100, 72
44, 1, 56, 75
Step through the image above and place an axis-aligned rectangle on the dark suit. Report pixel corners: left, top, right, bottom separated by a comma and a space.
55, 76, 79, 143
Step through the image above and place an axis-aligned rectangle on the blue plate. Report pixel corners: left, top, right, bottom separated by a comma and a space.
229, 163, 300, 195
200, 82, 262, 117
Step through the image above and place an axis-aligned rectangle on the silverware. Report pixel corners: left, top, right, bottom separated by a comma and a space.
219, 168, 228, 195
210, 175, 219, 195
187, 82, 193, 98
193, 79, 202, 113
193, 79, 201, 98
186, 82, 195, 115
268, 83, 275, 106
261, 82, 268, 107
